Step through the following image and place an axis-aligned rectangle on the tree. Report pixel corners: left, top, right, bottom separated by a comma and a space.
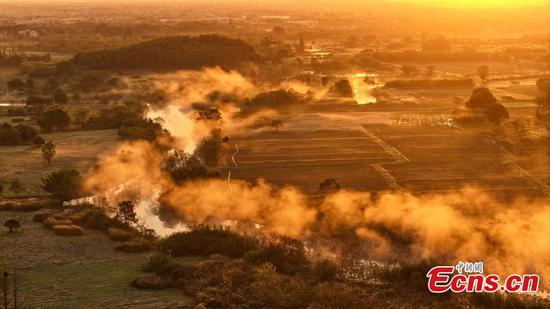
74, 110, 89, 125
466, 87, 497, 109
26, 95, 53, 105
33, 136, 45, 146
331, 79, 354, 97
72, 92, 81, 103
6, 79, 25, 91
426, 65, 435, 78
42, 78, 59, 94
477, 65, 490, 82
41, 141, 56, 165
320, 178, 341, 193
41, 169, 82, 200
164, 150, 220, 184
401, 64, 418, 76
421, 35, 451, 52
37, 109, 70, 131
297, 36, 305, 53
78, 74, 105, 92
242, 89, 307, 114
195, 138, 223, 167
9, 179, 24, 197
26, 79, 36, 92
116, 201, 138, 226
53, 89, 68, 104
0, 124, 38, 146
485, 103, 509, 125
271, 119, 284, 130
3, 219, 20, 233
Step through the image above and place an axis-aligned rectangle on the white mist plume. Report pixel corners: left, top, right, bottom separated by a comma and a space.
83, 68, 550, 289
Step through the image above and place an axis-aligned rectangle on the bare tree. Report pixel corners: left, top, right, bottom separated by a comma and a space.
41, 141, 56, 166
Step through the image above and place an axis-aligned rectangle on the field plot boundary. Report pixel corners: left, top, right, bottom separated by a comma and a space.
497, 143, 550, 196
372, 164, 405, 191
360, 126, 409, 163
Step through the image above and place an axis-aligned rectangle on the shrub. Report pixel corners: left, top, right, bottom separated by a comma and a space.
115, 237, 152, 253
379, 260, 434, 286
43, 217, 73, 228
33, 211, 51, 222
0, 202, 16, 211
0, 200, 42, 212
310, 282, 371, 309
170, 264, 198, 280
141, 253, 198, 284
243, 237, 308, 275
79, 208, 120, 231
157, 227, 258, 258
142, 252, 174, 273
0, 200, 41, 212
471, 292, 548, 308
53, 89, 68, 104
66, 210, 90, 223
312, 259, 339, 282
132, 274, 172, 290
107, 227, 134, 241
53, 224, 83, 236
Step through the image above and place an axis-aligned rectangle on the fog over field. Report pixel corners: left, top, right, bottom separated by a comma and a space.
0, 0, 549, 307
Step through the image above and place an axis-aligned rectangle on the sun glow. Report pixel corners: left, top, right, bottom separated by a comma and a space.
395, 0, 548, 8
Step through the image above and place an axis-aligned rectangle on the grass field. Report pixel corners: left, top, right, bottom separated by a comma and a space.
0, 211, 193, 308
0, 129, 119, 197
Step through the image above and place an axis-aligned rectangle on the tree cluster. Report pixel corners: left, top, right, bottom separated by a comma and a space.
241, 89, 307, 114
466, 88, 509, 125
72, 35, 259, 71
0, 123, 40, 146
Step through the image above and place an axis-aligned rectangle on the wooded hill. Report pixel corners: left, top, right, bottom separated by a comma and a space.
72, 35, 259, 71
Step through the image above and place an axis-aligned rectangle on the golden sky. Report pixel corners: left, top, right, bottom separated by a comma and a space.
393, 0, 549, 8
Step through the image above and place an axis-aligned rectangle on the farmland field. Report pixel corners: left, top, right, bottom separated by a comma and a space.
229, 108, 549, 207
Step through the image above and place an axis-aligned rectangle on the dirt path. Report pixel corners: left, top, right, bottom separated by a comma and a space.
0, 211, 193, 308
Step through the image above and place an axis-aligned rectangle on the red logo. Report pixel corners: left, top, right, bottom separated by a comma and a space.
427, 262, 540, 293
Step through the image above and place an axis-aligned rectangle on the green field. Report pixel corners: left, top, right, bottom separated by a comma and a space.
0, 129, 119, 197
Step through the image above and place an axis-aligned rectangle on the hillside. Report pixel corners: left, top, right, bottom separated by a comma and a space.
72, 35, 259, 71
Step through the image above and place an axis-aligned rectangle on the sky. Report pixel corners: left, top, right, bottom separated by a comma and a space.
14, 0, 550, 7
392, 0, 549, 8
